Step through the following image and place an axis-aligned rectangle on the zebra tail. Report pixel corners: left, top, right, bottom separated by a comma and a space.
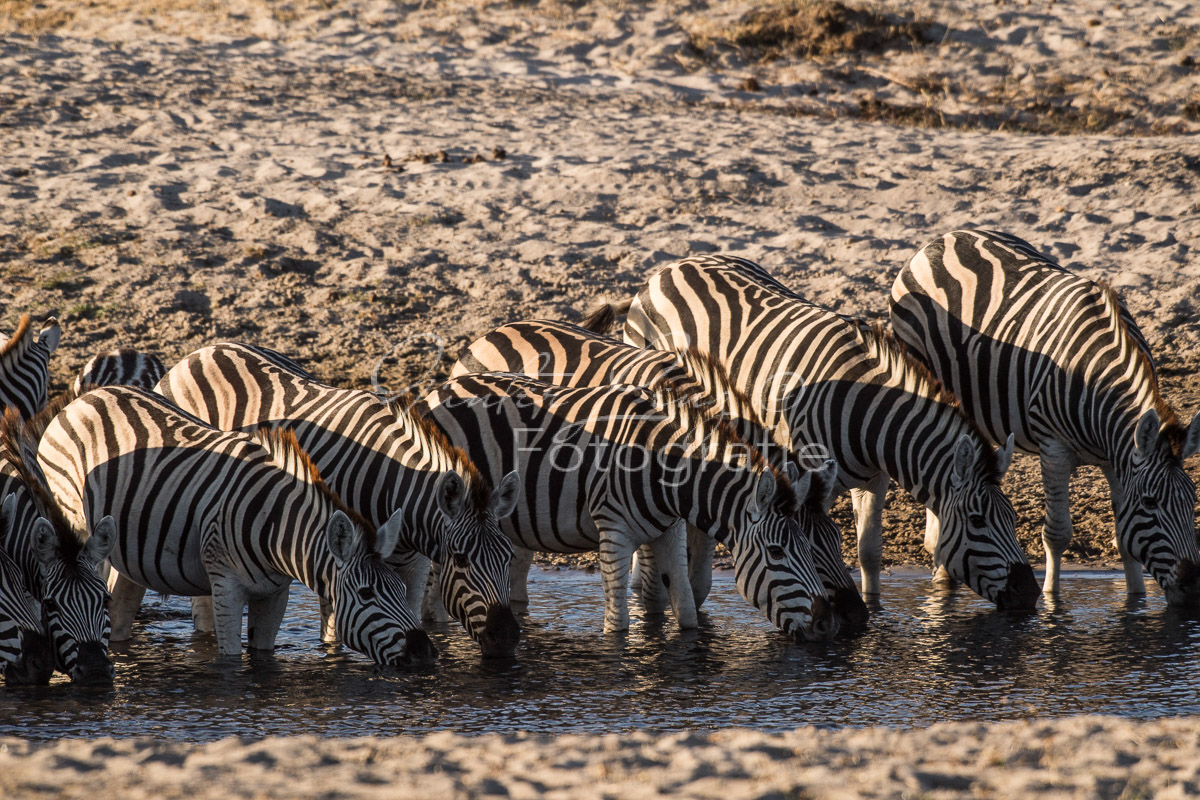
579, 299, 633, 334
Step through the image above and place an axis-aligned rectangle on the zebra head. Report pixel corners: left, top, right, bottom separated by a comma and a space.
935, 433, 1039, 612
33, 514, 116, 685
433, 469, 522, 659
326, 509, 437, 668
0, 495, 53, 685
787, 459, 870, 630
727, 469, 839, 642
1114, 409, 1200, 607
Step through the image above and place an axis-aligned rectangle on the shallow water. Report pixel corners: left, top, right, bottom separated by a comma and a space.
3, 569, 1200, 742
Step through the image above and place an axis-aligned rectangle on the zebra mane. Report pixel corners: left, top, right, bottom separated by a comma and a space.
386, 392, 495, 513
1093, 280, 1185, 453
648, 368, 798, 517
859, 321, 1002, 479
0, 404, 83, 558
252, 427, 378, 545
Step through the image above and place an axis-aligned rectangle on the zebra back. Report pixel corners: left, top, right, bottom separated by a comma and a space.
0, 315, 60, 421
158, 342, 519, 657
73, 348, 167, 393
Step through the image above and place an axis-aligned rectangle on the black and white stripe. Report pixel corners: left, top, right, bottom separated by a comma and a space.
420, 372, 838, 640
0, 408, 115, 685
454, 318, 867, 628
891, 229, 1200, 605
157, 342, 521, 658
0, 315, 60, 420
588, 253, 1039, 611
73, 348, 167, 393
0, 492, 53, 685
35, 386, 434, 667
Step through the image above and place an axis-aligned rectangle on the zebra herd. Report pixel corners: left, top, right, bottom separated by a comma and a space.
1, 228, 1198, 686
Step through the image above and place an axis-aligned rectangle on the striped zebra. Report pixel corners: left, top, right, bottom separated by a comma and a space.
0, 407, 116, 685
890, 229, 1200, 605
157, 342, 521, 658
585, 253, 1040, 611
0, 494, 54, 685
1, 315, 61, 420
73, 348, 167, 393
34, 385, 435, 666
419, 372, 838, 640
453, 318, 868, 628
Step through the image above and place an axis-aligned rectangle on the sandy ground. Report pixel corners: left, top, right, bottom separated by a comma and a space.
4, 716, 1200, 799
3, 0, 1200, 793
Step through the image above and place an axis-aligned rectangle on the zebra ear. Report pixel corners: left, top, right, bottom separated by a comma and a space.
39, 319, 61, 354
375, 507, 404, 560
490, 470, 520, 519
1135, 409, 1160, 458
951, 435, 976, 488
1182, 414, 1200, 460
996, 433, 1016, 476
749, 471, 775, 520
33, 518, 60, 571
82, 516, 117, 567
325, 510, 363, 567
787, 463, 812, 508
815, 459, 838, 505
435, 471, 466, 520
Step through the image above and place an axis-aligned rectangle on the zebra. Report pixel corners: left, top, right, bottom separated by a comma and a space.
0, 494, 54, 685
33, 385, 436, 666
418, 372, 838, 640
156, 342, 522, 658
890, 229, 1200, 605
583, 253, 1040, 611
452, 318, 869, 628
73, 348, 167, 393
1, 314, 60, 420
0, 406, 116, 685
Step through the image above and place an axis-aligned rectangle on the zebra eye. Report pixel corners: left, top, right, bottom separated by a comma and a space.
969, 514, 986, 528
767, 545, 786, 560
1142, 495, 1159, 511
357, 586, 376, 602
453, 552, 470, 570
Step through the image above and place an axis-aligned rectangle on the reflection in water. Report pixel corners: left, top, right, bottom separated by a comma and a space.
2, 570, 1199, 741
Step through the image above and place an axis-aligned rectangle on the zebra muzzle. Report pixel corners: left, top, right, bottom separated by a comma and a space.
71, 640, 115, 686
4, 630, 54, 686
398, 629, 438, 667
994, 563, 1040, 613
796, 596, 840, 642
478, 604, 521, 659
832, 586, 870, 630
1165, 560, 1200, 608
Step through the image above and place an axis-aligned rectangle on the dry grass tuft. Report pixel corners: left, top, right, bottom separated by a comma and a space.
690, 0, 933, 61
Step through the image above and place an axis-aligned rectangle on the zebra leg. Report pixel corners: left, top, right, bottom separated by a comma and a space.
320, 598, 337, 643
925, 508, 956, 587
1106, 470, 1147, 596
851, 473, 891, 595
390, 551, 431, 622
208, 572, 249, 656
247, 588, 290, 651
191, 596, 216, 634
421, 563, 451, 624
648, 519, 698, 630
108, 574, 147, 642
1040, 443, 1077, 595
632, 544, 668, 615
509, 545, 534, 609
687, 523, 715, 607
597, 527, 638, 633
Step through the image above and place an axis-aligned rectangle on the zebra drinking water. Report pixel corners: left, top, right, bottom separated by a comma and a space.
453, 318, 868, 628
33, 386, 435, 666
584, 254, 1039, 611
890, 229, 1200, 605
419, 372, 838, 640
1, 314, 60, 421
157, 342, 521, 658
0, 494, 54, 685
0, 408, 115, 685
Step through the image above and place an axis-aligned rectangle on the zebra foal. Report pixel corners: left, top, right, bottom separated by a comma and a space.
891, 230, 1200, 604
419, 372, 838, 640
586, 254, 1039, 611
34, 386, 434, 666
157, 342, 521, 658
453, 318, 868, 628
